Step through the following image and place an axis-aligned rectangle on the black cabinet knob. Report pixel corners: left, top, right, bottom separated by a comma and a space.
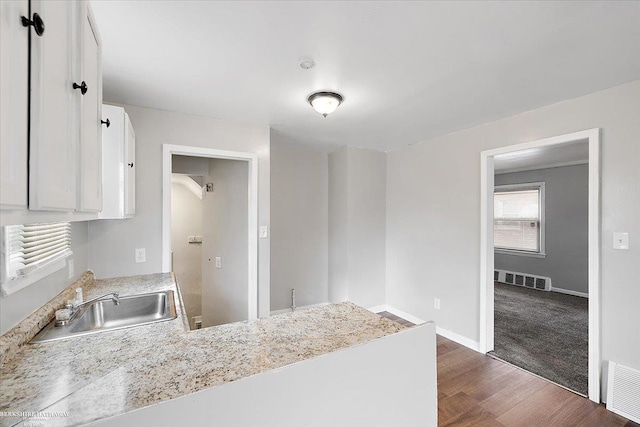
101, 118, 111, 128
128, 162, 134, 168
21, 13, 45, 36
73, 81, 88, 95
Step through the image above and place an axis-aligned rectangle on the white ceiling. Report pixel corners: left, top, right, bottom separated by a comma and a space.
494, 140, 589, 173
91, 1, 640, 152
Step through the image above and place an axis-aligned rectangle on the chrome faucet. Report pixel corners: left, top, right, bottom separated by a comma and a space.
74, 292, 120, 309
55, 292, 120, 327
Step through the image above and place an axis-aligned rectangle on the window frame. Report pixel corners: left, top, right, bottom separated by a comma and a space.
493, 182, 546, 258
0, 222, 73, 296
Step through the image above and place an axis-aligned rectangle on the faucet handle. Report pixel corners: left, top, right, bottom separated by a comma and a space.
54, 308, 72, 327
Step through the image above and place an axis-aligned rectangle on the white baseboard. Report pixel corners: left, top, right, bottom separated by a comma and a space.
384, 306, 426, 325
270, 302, 330, 316
367, 305, 388, 314
550, 287, 589, 298
435, 326, 481, 353
369, 305, 480, 353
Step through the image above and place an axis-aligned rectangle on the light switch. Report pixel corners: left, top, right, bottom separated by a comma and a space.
259, 226, 268, 239
613, 232, 629, 250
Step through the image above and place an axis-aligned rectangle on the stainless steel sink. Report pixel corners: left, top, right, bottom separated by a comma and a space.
30, 290, 177, 343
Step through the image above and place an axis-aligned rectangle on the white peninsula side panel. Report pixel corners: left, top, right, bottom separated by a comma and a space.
90, 322, 438, 427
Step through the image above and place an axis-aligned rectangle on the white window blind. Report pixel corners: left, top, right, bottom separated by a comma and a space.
494, 189, 541, 252
1, 222, 72, 295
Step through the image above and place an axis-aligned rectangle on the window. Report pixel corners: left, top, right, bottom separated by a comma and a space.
1, 222, 72, 296
494, 183, 545, 257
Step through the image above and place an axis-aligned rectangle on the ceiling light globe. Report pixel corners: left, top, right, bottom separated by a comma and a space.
308, 92, 343, 117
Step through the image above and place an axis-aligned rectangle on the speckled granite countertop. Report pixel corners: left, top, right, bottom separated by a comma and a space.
0, 273, 404, 426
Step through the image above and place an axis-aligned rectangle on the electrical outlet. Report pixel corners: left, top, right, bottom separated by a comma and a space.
434, 298, 441, 310
135, 248, 146, 263
215, 257, 221, 268
68, 259, 74, 279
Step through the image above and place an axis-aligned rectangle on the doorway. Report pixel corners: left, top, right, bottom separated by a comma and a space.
162, 144, 259, 327
479, 129, 601, 402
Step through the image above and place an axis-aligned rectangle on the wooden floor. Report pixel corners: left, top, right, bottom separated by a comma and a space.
437, 335, 637, 427
376, 311, 637, 426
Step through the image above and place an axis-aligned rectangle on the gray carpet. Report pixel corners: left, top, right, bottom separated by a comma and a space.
490, 282, 588, 395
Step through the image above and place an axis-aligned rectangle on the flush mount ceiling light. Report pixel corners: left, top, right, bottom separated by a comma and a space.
308, 91, 343, 117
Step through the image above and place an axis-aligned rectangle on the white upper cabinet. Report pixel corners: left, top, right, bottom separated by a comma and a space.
0, 0, 104, 225
100, 105, 136, 219
28, 0, 78, 211
0, 0, 29, 210
78, 4, 102, 212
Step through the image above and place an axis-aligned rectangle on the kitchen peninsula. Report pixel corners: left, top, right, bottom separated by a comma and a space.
0, 273, 437, 427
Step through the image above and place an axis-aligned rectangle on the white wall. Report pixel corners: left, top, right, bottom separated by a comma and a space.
87, 104, 271, 318
201, 159, 249, 327
328, 147, 386, 308
171, 180, 202, 328
0, 221, 89, 334
495, 164, 589, 294
270, 144, 328, 311
386, 80, 640, 381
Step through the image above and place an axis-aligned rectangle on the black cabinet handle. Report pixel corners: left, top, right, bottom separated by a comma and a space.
73, 81, 88, 95
101, 118, 111, 128
128, 162, 134, 168
21, 13, 45, 36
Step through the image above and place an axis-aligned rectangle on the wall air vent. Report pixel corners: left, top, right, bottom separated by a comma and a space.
607, 362, 640, 423
495, 270, 551, 291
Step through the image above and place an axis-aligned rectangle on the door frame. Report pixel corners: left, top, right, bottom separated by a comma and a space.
162, 144, 259, 321
479, 128, 600, 402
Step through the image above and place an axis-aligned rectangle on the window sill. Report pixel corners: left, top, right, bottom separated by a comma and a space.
494, 249, 546, 259
0, 252, 72, 296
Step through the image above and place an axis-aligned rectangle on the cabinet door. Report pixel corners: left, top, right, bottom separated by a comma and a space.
29, 0, 77, 211
99, 105, 125, 219
78, 4, 102, 212
124, 113, 136, 216
0, 0, 29, 210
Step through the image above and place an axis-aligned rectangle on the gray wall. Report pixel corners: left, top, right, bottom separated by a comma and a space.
202, 159, 249, 327
87, 104, 271, 318
495, 164, 588, 294
329, 147, 386, 308
386, 80, 640, 386
328, 148, 349, 303
171, 180, 202, 328
270, 145, 328, 311
0, 221, 89, 334
347, 148, 387, 308
172, 155, 209, 176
